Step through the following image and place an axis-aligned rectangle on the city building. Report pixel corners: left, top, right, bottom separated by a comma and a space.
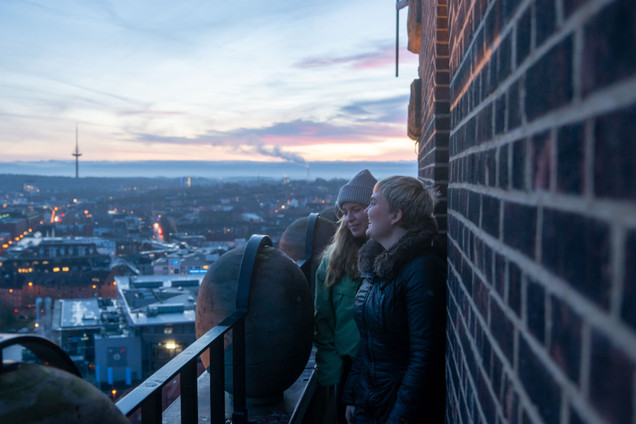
114, 275, 204, 377
0, 237, 111, 286
0, 237, 117, 320
151, 248, 222, 276
50, 296, 142, 389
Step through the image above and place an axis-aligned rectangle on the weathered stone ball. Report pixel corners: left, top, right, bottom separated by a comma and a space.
318, 206, 341, 224
0, 362, 129, 424
195, 245, 313, 399
278, 216, 337, 262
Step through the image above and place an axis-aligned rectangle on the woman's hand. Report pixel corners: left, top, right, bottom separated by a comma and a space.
345, 405, 355, 423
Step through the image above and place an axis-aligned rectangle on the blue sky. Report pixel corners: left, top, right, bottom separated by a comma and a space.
0, 0, 418, 166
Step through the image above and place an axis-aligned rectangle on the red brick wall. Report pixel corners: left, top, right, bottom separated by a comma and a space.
410, 0, 636, 422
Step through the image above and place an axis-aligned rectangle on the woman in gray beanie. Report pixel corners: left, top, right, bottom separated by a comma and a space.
314, 169, 377, 424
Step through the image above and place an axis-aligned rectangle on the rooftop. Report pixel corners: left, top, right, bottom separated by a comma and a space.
115, 275, 204, 327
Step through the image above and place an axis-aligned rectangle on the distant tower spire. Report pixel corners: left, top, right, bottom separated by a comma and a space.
72, 123, 82, 178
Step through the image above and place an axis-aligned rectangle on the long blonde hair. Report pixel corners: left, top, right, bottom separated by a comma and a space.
321, 217, 365, 288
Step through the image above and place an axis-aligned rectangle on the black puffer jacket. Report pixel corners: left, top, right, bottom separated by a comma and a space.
342, 231, 446, 424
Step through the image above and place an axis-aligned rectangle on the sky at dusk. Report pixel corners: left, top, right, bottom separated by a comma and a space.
0, 0, 419, 170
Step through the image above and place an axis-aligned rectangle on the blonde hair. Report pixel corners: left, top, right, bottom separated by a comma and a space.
321, 217, 364, 288
374, 176, 438, 234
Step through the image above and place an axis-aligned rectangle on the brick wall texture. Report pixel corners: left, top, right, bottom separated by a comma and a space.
411, 0, 636, 422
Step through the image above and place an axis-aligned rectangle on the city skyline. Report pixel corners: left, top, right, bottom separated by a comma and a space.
0, 159, 417, 180
0, 1, 419, 165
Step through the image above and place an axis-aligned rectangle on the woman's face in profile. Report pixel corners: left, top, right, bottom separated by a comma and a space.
340, 201, 369, 239
365, 191, 393, 241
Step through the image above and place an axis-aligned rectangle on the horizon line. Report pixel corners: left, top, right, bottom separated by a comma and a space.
0, 159, 414, 164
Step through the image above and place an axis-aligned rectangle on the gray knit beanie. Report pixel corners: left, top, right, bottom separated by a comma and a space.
336, 169, 377, 210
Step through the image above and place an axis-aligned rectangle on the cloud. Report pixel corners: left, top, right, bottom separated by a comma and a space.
134, 117, 404, 149
135, 131, 310, 167
119, 110, 186, 116
296, 44, 396, 70
134, 133, 228, 145
339, 95, 409, 123
129, 91, 414, 165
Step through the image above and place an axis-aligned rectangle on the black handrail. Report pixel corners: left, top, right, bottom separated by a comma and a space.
288, 370, 318, 424
297, 212, 319, 290
290, 212, 320, 423
116, 234, 272, 424
0, 333, 81, 377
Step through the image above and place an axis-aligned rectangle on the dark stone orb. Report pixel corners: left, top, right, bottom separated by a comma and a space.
195, 246, 313, 400
278, 216, 337, 262
0, 362, 129, 424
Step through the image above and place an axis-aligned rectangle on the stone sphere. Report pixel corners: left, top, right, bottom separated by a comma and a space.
278, 216, 336, 262
0, 362, 129, 424
318, 206, 341, 224
195, 245, 313, 400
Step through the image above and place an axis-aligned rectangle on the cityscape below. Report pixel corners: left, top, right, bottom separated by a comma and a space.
0, 160, 417, 180
0, 172, 355, 402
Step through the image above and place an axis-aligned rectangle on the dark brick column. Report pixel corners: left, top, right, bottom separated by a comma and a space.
413, 0, 450, 241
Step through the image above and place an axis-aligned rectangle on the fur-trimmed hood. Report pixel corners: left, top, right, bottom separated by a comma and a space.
358, 230, 439, 281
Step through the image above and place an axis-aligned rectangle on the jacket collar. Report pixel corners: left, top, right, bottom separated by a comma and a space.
358, 230, 437, 281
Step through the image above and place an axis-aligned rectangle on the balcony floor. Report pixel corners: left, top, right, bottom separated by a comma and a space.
163, 358, 315, 423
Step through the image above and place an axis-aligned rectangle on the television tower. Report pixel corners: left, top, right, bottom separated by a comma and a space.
72, 123, 82, 178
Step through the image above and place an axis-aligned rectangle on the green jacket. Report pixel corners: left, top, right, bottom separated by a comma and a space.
314, 254, 362, 386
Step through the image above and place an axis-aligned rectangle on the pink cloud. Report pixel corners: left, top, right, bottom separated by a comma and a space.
119, 110, 186, 116
296, 44, 417, 70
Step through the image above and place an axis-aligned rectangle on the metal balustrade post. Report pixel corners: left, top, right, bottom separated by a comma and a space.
141, 392, 162, 424
231, 318, 247, 424
180, 359, 198, 424
303, 213, 319, 268
232, 234, 272, 424
297, 213, 319, 297
209, 339, 225, 424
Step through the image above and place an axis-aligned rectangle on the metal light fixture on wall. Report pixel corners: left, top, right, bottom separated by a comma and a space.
396, 0, 422, 77
396, 0, 408, 77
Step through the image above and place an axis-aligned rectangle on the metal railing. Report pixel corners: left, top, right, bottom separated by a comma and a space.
296, 212, 319, 290
115, 234, 273, 424
289, 212, 320, 424
0, 333, 81, 377
1, 216, 329, 423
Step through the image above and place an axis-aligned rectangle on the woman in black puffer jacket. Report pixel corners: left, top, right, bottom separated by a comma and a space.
343, 176, 447, 424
